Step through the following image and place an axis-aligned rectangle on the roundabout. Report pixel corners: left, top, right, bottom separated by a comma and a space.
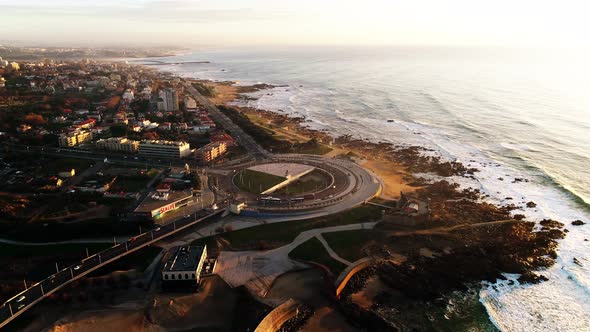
222, 154, 383, 219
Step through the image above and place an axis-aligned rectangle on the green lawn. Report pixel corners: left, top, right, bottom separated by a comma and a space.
275, 170, 329, 194
234, 169, 286, 194
288, 237, 348, 275
192, 205, 383, 250
322, 230, 377, 262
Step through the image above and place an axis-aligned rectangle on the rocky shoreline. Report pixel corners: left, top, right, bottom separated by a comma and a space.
186, 78, 576, 331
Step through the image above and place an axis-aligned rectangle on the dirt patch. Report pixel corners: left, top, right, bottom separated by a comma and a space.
48, 310, 157, 332
362, 160, 419, 199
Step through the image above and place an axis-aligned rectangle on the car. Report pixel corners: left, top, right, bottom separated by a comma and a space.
17, 304, 25, 310
73, 265, 81, 271
134, 157, 139, 160
130, 237, 137, 242
154, 227, 161, 232
16, 295, 26, 303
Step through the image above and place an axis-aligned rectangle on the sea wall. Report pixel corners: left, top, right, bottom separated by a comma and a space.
334, 258, 374, 298
255, 298, 299, 332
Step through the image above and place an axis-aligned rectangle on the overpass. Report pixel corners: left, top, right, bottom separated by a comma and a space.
0, 208, 224, 330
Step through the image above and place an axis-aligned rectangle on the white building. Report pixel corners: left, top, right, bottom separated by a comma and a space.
96, 137, 139, 153
122, 89, 134, 103
162, 246, 207, 290
138, 140, 191, 159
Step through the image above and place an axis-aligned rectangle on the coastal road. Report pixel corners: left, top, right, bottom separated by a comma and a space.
184, 82, 269, 160
0, 209, 224, 330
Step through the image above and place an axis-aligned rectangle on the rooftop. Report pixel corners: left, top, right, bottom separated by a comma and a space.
134, 189, 192, 213
139, 139, 189, 147
163, 246, 206, 272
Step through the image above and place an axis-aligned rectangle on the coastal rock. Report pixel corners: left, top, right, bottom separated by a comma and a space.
526, 201, 537, 208
572, 220, 586, 226
518, 272, 548, 284
539, 219, 565, 229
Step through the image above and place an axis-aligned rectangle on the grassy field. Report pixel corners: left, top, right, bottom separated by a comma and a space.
234, 169, 286, 194
322, 230, 377, 262
192, 205, 383, 250
288, 237, 348, 275
275, 170, 329, 194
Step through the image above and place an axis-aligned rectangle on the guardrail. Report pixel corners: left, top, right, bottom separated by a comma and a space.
0, 209, 224, 330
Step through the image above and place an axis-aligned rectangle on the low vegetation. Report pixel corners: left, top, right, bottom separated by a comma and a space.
288, 237, 348, 275
192, 205, 383, 251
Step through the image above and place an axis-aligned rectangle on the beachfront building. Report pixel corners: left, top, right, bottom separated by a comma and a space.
138, 140, 191, 159
95, 137, 140, 153
161, 245, 207, 291
58, 130, 93, 147
197, 142, 227, 163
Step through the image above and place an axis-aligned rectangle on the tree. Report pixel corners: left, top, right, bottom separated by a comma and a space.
24, 113, 47, 126
190, 173, 201, 190
110, 123, 128, 137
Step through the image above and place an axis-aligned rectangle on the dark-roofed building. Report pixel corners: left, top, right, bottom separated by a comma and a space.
162, 245, 207, 291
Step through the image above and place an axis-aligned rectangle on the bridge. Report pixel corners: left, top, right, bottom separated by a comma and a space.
0, 208, 224, 329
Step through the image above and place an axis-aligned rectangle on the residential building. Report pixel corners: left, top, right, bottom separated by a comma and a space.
138, 140, 191, 159
122, 89, 134, 103
197, 142, 227, 163
184, 96, 197, 109
76, 118, 96, 129
161, 246, 207, 290
96, 137, 139, 153
210, 132, 236, 147
58, 130, 93, 147
157, 88, 179, 112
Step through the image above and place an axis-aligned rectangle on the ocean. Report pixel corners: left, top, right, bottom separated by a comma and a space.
148, 46, 590, 331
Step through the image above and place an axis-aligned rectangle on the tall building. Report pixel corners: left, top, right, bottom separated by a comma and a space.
138, 140, 191, 158
157, 88, 179, 112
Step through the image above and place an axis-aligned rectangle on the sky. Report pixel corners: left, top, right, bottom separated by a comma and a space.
0, 0, 589, 48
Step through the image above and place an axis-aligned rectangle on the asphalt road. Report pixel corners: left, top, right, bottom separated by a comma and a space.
184, 82, 269, 160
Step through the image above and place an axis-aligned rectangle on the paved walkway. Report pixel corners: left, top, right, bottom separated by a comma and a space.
316, 234, 352, 265
215, 222, 377, 297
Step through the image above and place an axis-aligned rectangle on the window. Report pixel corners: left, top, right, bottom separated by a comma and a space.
185, 273, 189, 279
192, 273, 195, 279
178, 273, 182, 280
165, 275, 169, 280
171, 274, 175, 280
